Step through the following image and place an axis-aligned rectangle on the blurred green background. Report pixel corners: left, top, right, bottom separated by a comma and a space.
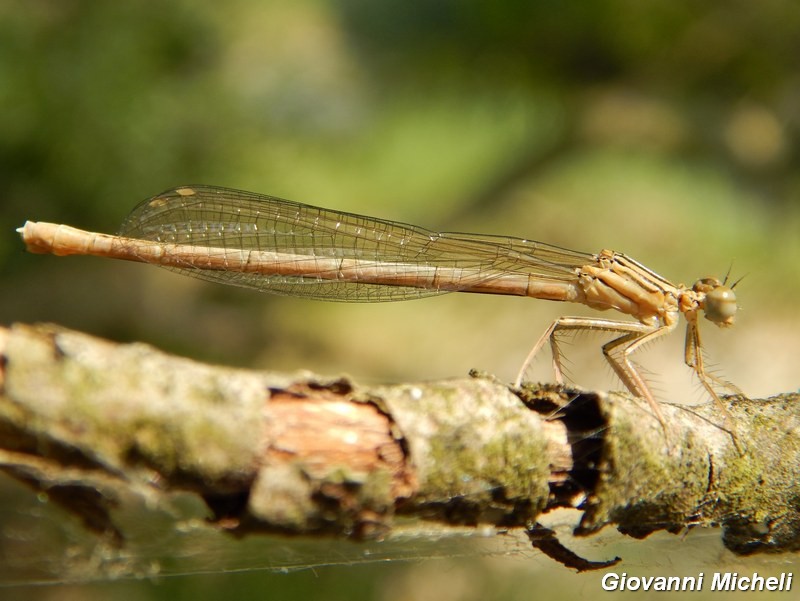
2, 0, 799, 598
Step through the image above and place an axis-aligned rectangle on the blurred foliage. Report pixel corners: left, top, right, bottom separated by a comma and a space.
338, 0, 800, 95
2, 0, 798, 230
334, 0, 800, 208
1, 1, 799, 596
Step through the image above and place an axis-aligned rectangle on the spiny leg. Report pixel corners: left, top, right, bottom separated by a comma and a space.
602, 325, 676, 433
515, 320, 559, 388
516, 316, 655, 393
516, 317, 678, 440
684, 318, 741, 445
685, 319, 744, 396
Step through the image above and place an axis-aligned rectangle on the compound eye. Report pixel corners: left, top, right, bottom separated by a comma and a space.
704, 286, 737, 326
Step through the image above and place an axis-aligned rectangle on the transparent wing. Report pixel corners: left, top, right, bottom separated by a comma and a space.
119, 185, 593, 302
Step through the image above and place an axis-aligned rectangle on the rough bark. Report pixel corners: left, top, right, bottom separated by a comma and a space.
0, 322, 798, 575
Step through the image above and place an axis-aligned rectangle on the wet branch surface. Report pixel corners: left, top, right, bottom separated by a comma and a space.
0, 323, 798, 574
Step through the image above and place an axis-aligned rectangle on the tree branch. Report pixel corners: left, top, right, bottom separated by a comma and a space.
1, 322, 798, 575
